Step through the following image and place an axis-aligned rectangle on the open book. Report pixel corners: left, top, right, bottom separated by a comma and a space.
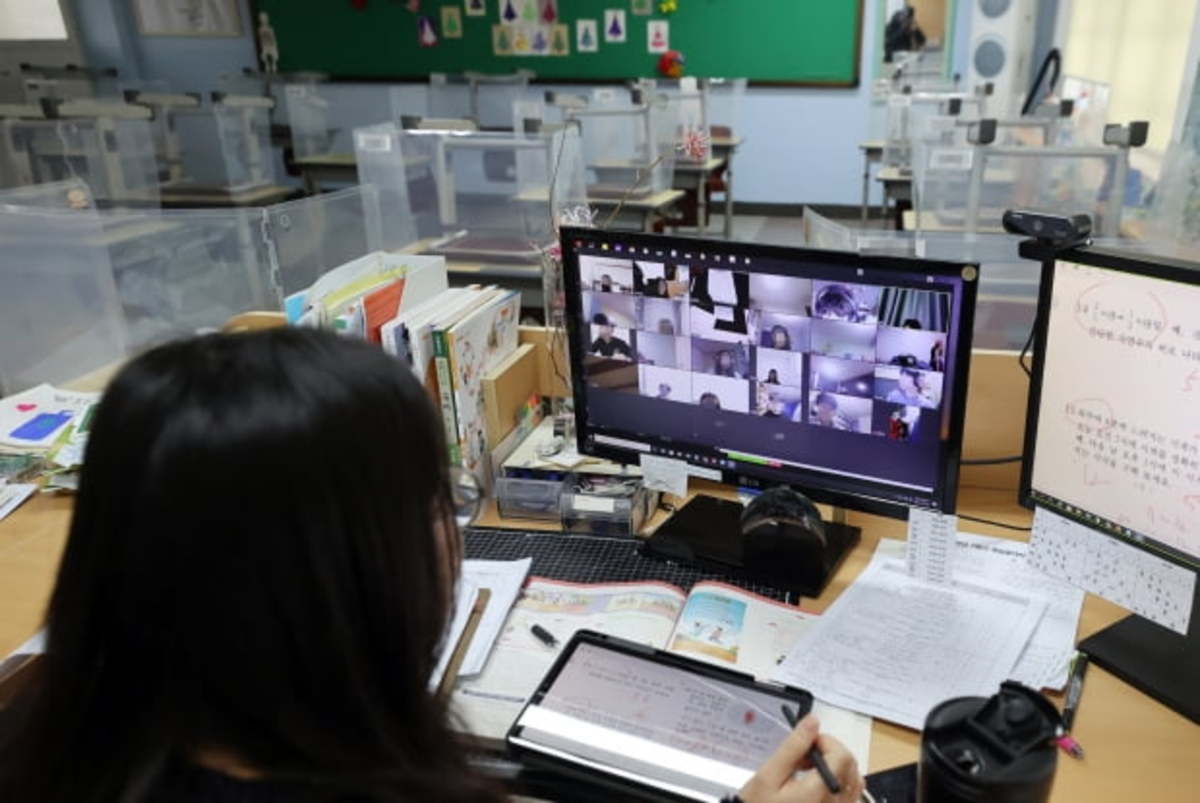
452, 578, 872, 769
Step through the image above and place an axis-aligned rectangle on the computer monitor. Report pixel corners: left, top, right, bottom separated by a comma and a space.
1020, 244, 1200, 722
560, 228, 979, 521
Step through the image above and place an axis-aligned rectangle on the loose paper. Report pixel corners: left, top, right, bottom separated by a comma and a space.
905, 508, 957, 584
639, 453, 689, 498
1028, 507, 1196, 636
0, 482, 36, 523
773, 556, 1047, 730
603, 9, 626, 43
647, 19, 669, 53
459, 558, 533, 676
0, 384, 100, 451
576, 18, 598, 52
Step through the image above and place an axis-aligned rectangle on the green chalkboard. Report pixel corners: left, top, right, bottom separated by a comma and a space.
254, 0, 862, 87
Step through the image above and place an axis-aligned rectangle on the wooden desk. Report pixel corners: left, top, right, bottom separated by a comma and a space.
672, 156, 727, 236
4, 489, 1197, 800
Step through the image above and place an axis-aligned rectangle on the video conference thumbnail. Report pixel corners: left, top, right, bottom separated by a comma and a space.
579, 252, 953, 445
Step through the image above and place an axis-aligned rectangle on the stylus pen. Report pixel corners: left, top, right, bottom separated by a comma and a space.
1061, 652, 1088, 731
781, 704, 841, 794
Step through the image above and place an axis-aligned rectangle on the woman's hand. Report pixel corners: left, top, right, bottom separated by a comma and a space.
737, 714, 864, 803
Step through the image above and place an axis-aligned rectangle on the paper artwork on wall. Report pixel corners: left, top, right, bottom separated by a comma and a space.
647, 19, 668, 53
576, 19, 599, 53
441, 6, 463, 38
604, 9, 626, 43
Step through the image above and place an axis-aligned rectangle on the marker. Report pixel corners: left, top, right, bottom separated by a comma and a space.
781, 704, 840, 794
1056, 652, 1088, 759
530, 624, 559, 648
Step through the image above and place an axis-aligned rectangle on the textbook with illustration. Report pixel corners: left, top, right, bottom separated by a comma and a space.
452, 577, 873, 769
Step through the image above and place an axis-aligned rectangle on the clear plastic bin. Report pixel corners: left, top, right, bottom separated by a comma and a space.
913, 138, 1131, 236
428, 71, 534, 130
6, 113, 160, 205
638, 78, 711, 164
101, 208, 281, 351
285, 82, 396, 163
171, 95, 276, 191
705, 78, 747, 142
569, 89, 676, 200
0, 205, 128, 395
402, 125, 586, 262
353, 122, 421, 251
270, 184, 384, 297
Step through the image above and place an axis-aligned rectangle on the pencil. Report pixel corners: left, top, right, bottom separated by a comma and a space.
781, 704, 841, 794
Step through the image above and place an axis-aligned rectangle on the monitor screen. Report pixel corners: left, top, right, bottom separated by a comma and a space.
1024, 248, 1200, 569
561, 229, 978, 515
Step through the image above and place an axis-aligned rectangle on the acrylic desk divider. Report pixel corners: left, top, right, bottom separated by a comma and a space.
168, 95, 277, 194
284, 82, 399, 164
400, 124, 586, 263
0, 204, 128, 396
428, 70, 534, 131
567, 88, 677, 201
4, 110, 160, 207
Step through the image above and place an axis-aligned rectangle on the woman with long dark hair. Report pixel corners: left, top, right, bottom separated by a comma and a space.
0, 329, 860, 803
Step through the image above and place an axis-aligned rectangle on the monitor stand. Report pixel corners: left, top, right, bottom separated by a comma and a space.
1078, 590, 1200, 724
640, 494, 860, 599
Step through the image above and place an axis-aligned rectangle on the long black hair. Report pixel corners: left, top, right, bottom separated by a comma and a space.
0, 329, 500, 802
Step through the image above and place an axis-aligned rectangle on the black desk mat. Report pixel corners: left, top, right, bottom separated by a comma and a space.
464, 527, 795, 604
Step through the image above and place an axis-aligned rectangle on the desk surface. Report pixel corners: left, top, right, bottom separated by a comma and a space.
3, 486, 1197, 800
859, 139, 886, 154
158, 184, 298, 208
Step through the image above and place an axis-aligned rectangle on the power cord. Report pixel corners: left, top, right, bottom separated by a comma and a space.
958, 513, 1032, 532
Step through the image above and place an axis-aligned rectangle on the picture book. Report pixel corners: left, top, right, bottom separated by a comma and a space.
0, 384, 99, 452
429, 289, 506, 462
440, 290, 521, 475
451, 578, 872, 769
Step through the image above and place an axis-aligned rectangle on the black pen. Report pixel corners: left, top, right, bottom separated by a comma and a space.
530, 624, 559, 648
781, 704, 840, 794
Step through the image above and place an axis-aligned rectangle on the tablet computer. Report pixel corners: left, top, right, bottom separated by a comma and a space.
506, 629, 813, 802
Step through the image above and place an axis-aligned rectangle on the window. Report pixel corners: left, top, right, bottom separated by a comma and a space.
0, 0, 68, 41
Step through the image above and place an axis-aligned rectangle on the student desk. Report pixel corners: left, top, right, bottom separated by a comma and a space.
293, 152, 358, 193
858, 139, 885, 226
514, 186, 686, 233
672, 156, 728, 236
158, 184, 301, 209
711, 137, 743, 240
875, 165, 912, 230
2, 489, 1197, 800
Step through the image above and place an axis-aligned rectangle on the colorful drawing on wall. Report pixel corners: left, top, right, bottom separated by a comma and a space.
512, 25, 532, 54
576, 18, 598, 53
604, 9, 626, 43
466, 0, 487, 17
417, 15, 439, 46
631, 0, 653, 15
531, 27, 549, 54
539, 0, 558, 24
492, 23, 513, 54
550, 23, 569, 56
520, 0, 537, 24
500, 0, 518, 23
647, 19, 668, 53
441, 5, 463, 37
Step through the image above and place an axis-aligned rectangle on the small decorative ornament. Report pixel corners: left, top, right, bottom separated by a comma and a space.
559, 204, 599, 228
677, 125, 710, 161
657, 49, 685, 78
418, 14, 439, 46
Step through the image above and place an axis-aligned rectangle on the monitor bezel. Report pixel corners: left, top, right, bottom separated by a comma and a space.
1019, 243, 1200, 570
560, 226, 979, 519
